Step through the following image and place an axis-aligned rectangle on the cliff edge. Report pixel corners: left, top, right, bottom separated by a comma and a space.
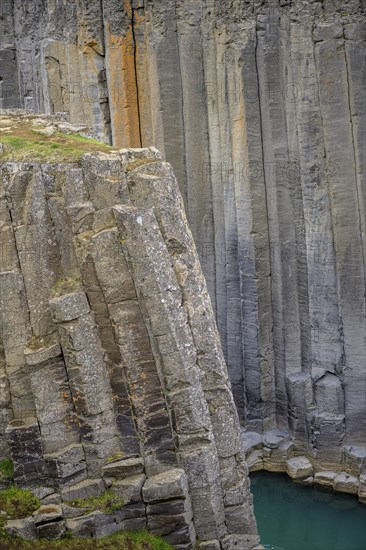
0, 111, 259, 549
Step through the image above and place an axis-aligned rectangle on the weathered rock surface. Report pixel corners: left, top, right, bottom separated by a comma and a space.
0, 114, 259, 548
4, 516, 37, 540
286, 457, 313, 480
1, 0, 364, 480
242, 426, 366, 499
333, 473, 359, 494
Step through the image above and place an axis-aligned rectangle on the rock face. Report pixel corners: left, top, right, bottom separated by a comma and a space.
0, 113, 259, 548
1, 0, 366, 495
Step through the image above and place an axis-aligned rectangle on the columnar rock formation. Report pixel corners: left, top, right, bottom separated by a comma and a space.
1, 0, 366, 493
0, 112, 259, 548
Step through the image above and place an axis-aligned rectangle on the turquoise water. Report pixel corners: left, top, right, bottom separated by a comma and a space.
251, 471, 366, 550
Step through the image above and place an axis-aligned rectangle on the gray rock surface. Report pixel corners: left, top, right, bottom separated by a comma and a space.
286, 457, 313, 480
4, 516, 37, 540
0, 116, 258, 548
143, 469, 189, 504
112, 474, 146, 505
1, 0, 364, 480
333, 472, 359, 494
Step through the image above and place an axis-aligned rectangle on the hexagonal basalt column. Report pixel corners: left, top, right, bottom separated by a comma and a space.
5, 417, 49, 484
143, 469, 196, 549
49, 291, 121, 474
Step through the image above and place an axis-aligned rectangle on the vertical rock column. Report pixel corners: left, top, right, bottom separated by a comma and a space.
27, 345, 80, 455
79, 243, 141, 459
315, 20, 366, 446
125, 158, 258, 543
0, 164, 42, 483
49, 291, 121, 476
0, 270, 33, 422
88, 227, 177, 474
113, 204, 226, 544
0, 0, 20, 108
102, 0, 141, 147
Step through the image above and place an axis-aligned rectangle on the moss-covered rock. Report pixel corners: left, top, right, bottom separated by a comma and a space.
0, 461, 14, 481
0, 529, 173, 549
0, 486, 40, 519
65, 490, 124, 515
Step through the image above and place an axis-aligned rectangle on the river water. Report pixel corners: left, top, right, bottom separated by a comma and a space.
250, 471, 366, 550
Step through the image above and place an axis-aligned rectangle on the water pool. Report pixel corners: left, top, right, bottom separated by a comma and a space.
250, 471, 366, 550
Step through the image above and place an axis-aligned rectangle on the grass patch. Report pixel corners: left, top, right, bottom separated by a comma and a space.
65, 490, 124, 515
50, 277, 82, 298
0, 486, 40, 519
55, 132, 102, 144
0, 529, 174, 549
0, 126, 112, 163
0, 461, 13, 480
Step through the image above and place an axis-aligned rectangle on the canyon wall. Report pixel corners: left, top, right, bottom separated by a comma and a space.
1, 0, 366, 484
0, 112, 259, 548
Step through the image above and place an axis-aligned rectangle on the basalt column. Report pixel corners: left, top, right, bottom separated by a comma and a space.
0, 113, 259, 549
1, 0, 366, 490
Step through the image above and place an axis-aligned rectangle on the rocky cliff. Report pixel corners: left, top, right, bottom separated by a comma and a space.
0, 112, 259, 548
1, 0, 366, 504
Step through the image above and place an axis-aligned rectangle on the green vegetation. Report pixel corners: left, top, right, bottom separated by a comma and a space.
0, 460, 14, 480
0, 530, 174, 549
65, 490, 124, 515
55, 132, 103, 144
0, 129, 112, 163
106, 453, 124, 464
0, 486, 40, 519
50, 277, 83, 298
0, 486, 174, 549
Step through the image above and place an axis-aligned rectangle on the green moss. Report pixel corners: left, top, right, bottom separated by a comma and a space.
0, 529, 173, 549
0, 461, 13, 480
0, 486, 40, 519
106, 453, 124, 464
50, 277, 82, 298
0, 132, 112, 163
121, 530, 174, 550
65, 490, 124, 515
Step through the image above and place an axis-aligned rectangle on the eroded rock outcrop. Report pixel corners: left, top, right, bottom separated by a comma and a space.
1, 0, 366, 496
0, 112, 259, 548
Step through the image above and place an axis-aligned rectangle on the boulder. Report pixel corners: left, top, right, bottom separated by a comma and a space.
5, 516, 37, 540
333, 473, 359, 494
286, 457, 313, 479
60, 479, 105, 501
111, 474, 145, 504
142, 469, 189, 503
102, 457, 144, 480
36, 520, 67, 540
314, 470, 337, 488
33, 504, 63, 525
